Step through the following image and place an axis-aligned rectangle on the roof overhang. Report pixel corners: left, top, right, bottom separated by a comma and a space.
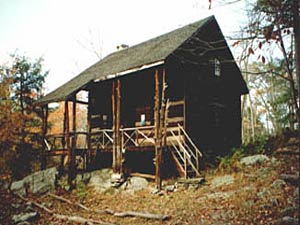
94, 60, 164, 82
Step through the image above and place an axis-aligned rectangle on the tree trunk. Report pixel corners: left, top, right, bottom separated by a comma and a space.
293, 0, 300, 129
277, 24, 299, 127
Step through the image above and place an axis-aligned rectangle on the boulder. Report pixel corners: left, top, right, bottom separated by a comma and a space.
10, 167, 58, 196
121, 177, 148, 192
11, 212, 39, 224
211, 175, 234, 188
240, 154, 269, 166
76, 172, 92, 184
88, 168, 113, 192
280, 216, 299, 225
10, 180, 26, 196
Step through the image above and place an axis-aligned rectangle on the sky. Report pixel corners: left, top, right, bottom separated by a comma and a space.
0, 0, 247, 94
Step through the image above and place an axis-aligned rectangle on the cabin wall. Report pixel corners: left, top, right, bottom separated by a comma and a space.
183, 63, 243, 158
166, 18, 246, 158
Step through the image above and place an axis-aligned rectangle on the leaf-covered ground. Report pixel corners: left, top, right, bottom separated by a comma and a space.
1, 138, 299, 225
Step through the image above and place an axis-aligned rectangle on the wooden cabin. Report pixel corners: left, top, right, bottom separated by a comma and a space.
36, 16, 248, 184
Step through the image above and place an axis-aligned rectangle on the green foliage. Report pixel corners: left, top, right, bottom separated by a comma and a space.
10, 54, 48, 111
217, 148, 245, 174
217, 135, 269, 173
0, 53, 48, 179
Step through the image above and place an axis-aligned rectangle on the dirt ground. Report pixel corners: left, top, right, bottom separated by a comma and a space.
1, 139, 299, 225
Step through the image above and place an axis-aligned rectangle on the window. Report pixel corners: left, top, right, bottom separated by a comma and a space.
214, 58, 221, 77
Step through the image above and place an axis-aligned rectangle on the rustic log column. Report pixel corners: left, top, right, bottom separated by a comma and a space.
41, 105, 48, 170
112, 81, 116, 172
158, 68, 167, 189
154, 69, 161, 189
86, 92, 92, 170
116, 79, 122, 174
70, 98, 77, 183
65, 100, 74, 189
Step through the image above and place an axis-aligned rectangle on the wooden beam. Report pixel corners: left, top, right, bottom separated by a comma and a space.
70, 99, 77, 185
130, 172, 155, 180
59, 102, 67, 176
65, 100, 74, 189
74, 99, 88, 105
157, 68, 167, 189
112, 81, 116, 172
116, 79, 122, 174
154, 68, 161, 190
41, 105, 48, 170
87, 92, 92, 170
168, 100, 185, 107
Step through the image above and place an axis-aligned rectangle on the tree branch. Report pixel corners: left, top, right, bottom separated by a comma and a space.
48, 193, 171, 221
16, 194, 116, 225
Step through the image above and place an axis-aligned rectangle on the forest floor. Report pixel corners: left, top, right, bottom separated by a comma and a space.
1, 136, 299, 225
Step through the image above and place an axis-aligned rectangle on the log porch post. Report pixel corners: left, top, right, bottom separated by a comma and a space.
41, 104, 48, 170
112, 81, 116, 172
65, 100, 74, 189
70, 98, 77, 185
116, 80, 122, 174
87, 91, 92, 170
154, 69, 161, 189
112, 80, 122, 174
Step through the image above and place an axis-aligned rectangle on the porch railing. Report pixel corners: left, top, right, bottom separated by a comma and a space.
120, 125, 155, 149
90, 129, 113, 150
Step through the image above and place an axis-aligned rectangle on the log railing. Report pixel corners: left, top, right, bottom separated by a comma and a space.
90, 129, 114, 150
120, 125, 155, 149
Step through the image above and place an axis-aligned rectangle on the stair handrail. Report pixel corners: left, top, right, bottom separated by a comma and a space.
177, 124, 202, 157
169, 129, 191, 159
169, 125, 201, 177
169, 137, 186, 163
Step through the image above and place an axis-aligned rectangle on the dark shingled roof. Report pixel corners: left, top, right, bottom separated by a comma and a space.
36, 16, 214, 105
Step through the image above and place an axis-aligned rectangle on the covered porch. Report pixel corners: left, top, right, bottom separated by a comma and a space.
38, 66, 202, 189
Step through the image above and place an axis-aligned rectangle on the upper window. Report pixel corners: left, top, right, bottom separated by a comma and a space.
214, 58, 221, 77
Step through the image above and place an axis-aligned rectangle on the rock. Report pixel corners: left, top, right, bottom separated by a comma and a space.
271, 179, 287, 190
12, 212, 39, 224
280, 207, 298, 217
211, 175, 234, 188
165, 185, 176, 192
240, 154, 269, 166
76, 172, 92, 184
279, 174, 300, 186
150, 188, 160, 195
280, 216, 299, 225
88, 169, 113, 192
10, 167, 58, 196
10, 180, 26, 196
122, 177, 148, 192
16, 221, 31, 225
